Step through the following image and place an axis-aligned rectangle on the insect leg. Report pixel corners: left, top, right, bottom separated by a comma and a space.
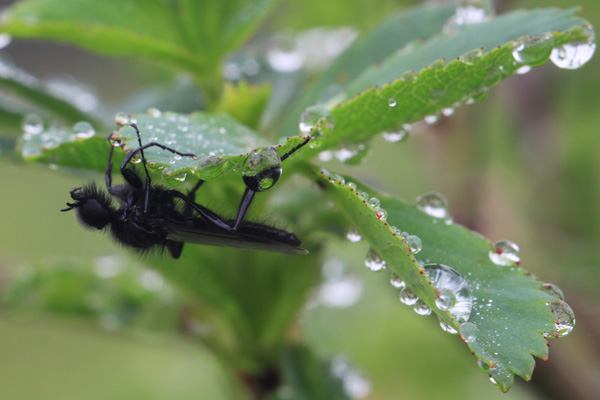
280, 136, 311, 162
105, 135, 117, 191
232, 187, 256, 231
121, 123, 197, 213
168, 190, 234, 231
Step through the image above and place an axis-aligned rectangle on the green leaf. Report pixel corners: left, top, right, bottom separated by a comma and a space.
311, 168, 570, 392
2, 259, 184, 333
20, 111, 310, 179
19, 124, 115, 172
272, 346, 349, 400
280, 3, 456, 135
0, 60, 104, 130
110, 111, 309, 183
0, 0, 278, 99
286, 8, 591, 153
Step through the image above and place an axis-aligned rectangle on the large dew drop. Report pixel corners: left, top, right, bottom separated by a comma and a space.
334, 142, 369, 164
459, 322, 478, 342
346, 226, 362, 243
22, 112, 44, 135
511, 34, 554, 67
424, 264, 473, 323
415, 192, 449, 219
73, 121, 95, 139
399, 287, 418, 305
114, 112, 130, 126
550, 24, 596, 70
542, 283, 564, 301
489, 240, 520, 266
414, 300, 432, 316
443, 0, 494, 34
299, 105, 334, 148
550, 301, 575, 337
364, 248, 386, 272
242, 147, 282, 192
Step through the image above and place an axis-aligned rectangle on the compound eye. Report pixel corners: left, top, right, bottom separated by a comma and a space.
78, 198, 112, 229
242, 147, 282, 192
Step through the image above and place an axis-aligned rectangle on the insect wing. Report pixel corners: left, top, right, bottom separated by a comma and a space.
164, 223, 308, 255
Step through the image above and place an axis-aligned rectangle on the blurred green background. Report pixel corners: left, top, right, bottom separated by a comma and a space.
0, 0, 598, 399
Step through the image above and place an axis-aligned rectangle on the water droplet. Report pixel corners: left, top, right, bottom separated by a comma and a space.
241, 58, 261, 76
73, 121, 95, 139
550, 24, 596, 70
542, 283, 564, 301
550, 301, 575, 337
516, 65, 532, 75
346, 226, 362, 243
331, 174, 345, 185
242, 147, 282, 192
346, 182, 357, 191
416, 192, 449, 219
401, 70, 417, 82
318, 150, 333, 162
512, 34, 554, 67
459, 48, 483, 65
441, 107, 456, 117
382, 130, 408, 143
388, 98, 397, 107
0, 33, 12, 49
443, 0, 495, 34
299, 105, 334, 140
109, 135, 123, 147
334, 142, 369, 164
114, 112, 130, 125
319, 260, 363, 308
330, 356, 372, 399
390, 272, 405, 288
375, 208, 387, 221
162, 169, 188, 186
364, 248, 386, 271
140, 269, 164, 292
267, 34, 305, 73
399, 287, 418, 305
459, 322, 478, 342
424, 264, 473, 323
368, 197, 380, 208
414, 299, 432, 316
477, 359, 496, 373
146, 107, 162, 117
489, 240, 520, 266
391, 226, 402, 236
404, 235, 422, 254
435, 289, 456, 311
359, 192, 369, 201
424, 114, 440, 124
439, 319, 458, 334
22, 112, 43, 135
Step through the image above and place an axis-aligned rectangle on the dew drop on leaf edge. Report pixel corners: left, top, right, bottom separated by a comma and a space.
242, 147, 283, 192
424, 263, 473, 323
489, 240, 520, 266
550, 23, 596, 70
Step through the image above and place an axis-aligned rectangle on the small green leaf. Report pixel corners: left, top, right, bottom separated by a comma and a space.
274, 346, 349, 400
280, 3, 456, 135
2, 259, 184, 333
312, 169, 571, 392
0, 61, 103, 128
19, 122, 111, 171
285, 7, 591, 153
0, 0, 279, 99
111, 111, 309, 182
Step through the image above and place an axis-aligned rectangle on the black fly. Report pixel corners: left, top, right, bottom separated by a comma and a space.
61, 124, 311, 258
